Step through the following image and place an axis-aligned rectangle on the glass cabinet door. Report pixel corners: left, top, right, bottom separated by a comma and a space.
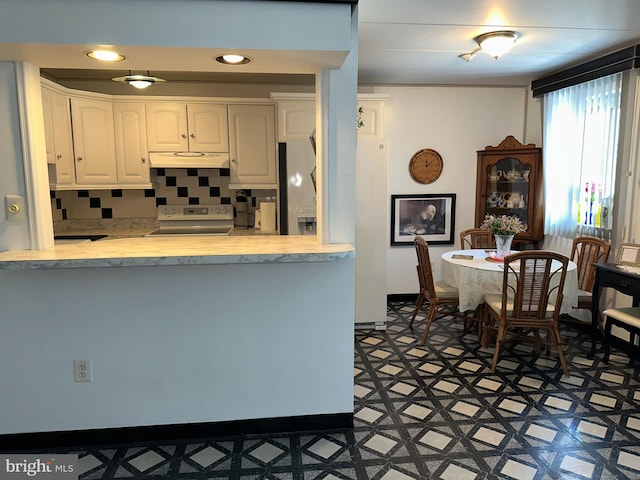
484, 157, 531, 229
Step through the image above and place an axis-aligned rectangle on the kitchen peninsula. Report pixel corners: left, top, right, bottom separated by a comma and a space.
0, 236, 354, 269
0, 236, 355, 445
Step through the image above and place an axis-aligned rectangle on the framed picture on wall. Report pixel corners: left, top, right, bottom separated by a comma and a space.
390, 194, 456, 246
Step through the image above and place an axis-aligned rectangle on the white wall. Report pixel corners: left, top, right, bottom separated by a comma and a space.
0, 63, 31, 252
0, 0, 351, 53
0, 260, 354, 433
361, 85, 537, 294
0, 0, 359, 435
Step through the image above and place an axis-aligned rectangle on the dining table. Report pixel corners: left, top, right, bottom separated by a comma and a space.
441, 249, 578, 314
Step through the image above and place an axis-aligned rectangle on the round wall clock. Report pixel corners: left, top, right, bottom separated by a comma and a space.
409, 148, 443, 184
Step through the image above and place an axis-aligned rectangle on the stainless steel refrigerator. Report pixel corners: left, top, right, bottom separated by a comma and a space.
278, 134, 317, 235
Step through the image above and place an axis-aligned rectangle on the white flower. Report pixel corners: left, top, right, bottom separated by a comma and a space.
480, 214, 526, 235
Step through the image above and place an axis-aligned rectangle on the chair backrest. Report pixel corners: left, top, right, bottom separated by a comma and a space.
570, 236, 611, 291
501, 251, 569, 319
460, 228, 494, 249
414, 236, 436, 297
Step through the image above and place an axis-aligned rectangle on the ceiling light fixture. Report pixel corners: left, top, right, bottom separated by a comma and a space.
476, 31, 519, 58
458, 30, 519, 62
215, 54, 251, 65
87, 50, 125, 62
112, 71, 166, 89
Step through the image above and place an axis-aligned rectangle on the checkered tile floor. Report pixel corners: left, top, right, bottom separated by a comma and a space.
58, 300, 640, 478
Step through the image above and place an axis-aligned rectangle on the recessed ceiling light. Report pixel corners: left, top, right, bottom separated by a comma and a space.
87, 50, 125, 62
112, 73, 166, 89
215, 54, 251, 65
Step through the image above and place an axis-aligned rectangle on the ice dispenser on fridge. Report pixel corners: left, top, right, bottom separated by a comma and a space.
296, 205, 317, 235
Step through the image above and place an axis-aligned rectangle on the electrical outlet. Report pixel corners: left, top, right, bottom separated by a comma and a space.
73, 359, 92, 382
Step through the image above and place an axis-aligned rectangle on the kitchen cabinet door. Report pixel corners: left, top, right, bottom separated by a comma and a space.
42, 87, 75, 185
71, 97, 117, 185
145, 103, 188, 151
187, 104, 229, 152
113, 103, 150, 185
275, 99, 315, 141
475, 135, 544, 248
146, 103, 228, 152
228, 104, 277, 188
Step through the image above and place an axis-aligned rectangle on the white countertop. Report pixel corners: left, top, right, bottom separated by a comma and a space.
0, 236, 354, 270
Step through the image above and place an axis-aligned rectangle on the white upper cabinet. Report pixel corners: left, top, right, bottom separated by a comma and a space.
275, 99, 315, 142
42, 86, 75, 185
145, 103, 187, 151
228, 104, 277, 188
145, 103, 228, 152
113, 103, 150, 185
70, 97, 118, 185
187, 104, 229, 152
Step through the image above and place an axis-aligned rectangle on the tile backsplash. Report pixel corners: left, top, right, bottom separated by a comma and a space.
51, 168, 276, 228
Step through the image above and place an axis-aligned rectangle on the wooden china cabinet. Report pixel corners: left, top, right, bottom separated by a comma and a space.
475, 135, 544, 248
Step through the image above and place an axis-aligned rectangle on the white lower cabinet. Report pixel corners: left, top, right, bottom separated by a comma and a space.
113, 103, 150, 185
70, 97, 118, 185
229, 104, 276, 188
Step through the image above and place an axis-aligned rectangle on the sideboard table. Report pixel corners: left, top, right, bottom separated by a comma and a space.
590, 263, 640, 358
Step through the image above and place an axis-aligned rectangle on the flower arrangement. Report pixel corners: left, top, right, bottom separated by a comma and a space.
480, 214, 526, 236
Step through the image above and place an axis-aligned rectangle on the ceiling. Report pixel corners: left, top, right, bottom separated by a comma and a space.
27, 0, 640, 90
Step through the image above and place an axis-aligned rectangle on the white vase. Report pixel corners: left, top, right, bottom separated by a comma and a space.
494, 234, 514, 259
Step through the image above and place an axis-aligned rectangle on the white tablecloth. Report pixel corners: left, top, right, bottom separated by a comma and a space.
441, 249, 578, 314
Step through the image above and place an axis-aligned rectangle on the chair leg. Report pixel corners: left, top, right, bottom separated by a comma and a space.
409, 292, 425, 327
481, 308, 495, 348
475, 304, 484, 339
550, 326, 569, 376
481, 308, 490, 348
629, 331, 636, 366
421, 304, 439, 345
490, 324, 505, 372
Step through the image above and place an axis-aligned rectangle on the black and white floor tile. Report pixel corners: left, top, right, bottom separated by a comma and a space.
46, 300, 640, 478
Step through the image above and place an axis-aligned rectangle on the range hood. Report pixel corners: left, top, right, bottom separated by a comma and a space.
149, 152, 230, 168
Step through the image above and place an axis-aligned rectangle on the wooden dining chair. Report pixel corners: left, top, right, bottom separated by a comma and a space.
563, 236, 611, 330
481, 250, 570, 375
460, 228, 494, 250
410, 236, 469, 344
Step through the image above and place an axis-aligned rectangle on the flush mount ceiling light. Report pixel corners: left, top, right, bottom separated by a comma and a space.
215, 54, 251, 65
112, 71, 166, 89
458, 30, 519, 62
476, 31, 519, 58
87, 50, 125, 62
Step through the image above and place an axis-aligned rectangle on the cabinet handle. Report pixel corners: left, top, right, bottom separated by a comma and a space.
190, 133, 196, 139
56, 154, 62, 160
77, 156, 83, 161
141, 157, 146, 163
232, 158, 238, 164
181, 134, 187, 139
